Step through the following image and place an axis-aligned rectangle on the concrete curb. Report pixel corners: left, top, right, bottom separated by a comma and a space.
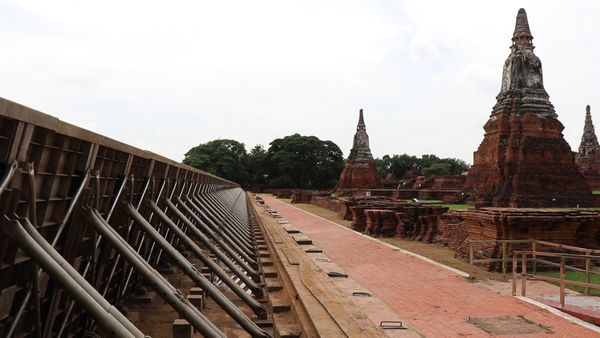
515, 296, 600, 334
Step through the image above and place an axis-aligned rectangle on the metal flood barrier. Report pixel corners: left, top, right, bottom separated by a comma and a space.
0, 97, 272, 337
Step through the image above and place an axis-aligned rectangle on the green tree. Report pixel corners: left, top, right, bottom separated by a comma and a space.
183, 139, 249, 185
374, 153, 470, 179
247, 145, 268, 186
265, 133, 344, 189
422, 162, 452, 176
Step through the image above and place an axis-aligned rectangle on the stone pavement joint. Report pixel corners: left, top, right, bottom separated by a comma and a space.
261, 194, 600, 338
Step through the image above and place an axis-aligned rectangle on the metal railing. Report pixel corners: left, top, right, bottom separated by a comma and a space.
512, 250, 600, 307
468, 239, 600, 278
468, 239, 533, 275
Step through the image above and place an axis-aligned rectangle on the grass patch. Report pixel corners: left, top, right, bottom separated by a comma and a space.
405, 199, 442, 203
537, 271, 600, 296
403, 199, 473, 210
439, 204, 474, 210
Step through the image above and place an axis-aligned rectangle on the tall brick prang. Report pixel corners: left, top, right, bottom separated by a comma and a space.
463, 9, 592, 207
576, 105, 600, 190
335, 109, 381, 191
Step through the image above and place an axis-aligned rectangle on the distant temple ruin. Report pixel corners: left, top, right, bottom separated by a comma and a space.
575, 105, 600, 190
335, 109, 382, 191
463, 8, 592, 207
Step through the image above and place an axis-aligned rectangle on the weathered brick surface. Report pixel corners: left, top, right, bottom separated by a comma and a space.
290, 190, 312, 204
335, 160, 382, 191
382, 171, 399, 188
272, 189, 294, 199
346, 197, 448, 239
576, 105, 600, 190
417, 189, 461, 201
335, 109, 382, 191
431, 175, 466, 190
437, 208, 600, 269
310, 195, 343, 212
463, 9, 593, 207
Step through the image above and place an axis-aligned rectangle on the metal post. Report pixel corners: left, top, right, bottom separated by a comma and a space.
195, 193, 253, 239
532, 241, 537, 275
560, 256, 566, 307
84, 209, 227, 338
149, 201, 264, 298
521, 253, 527, 297
0, 217, 145, 338
512, 253, 517, 296
26, 163, 42, 338
126, 204, 270, 337
178, 196, 257, 264
502, 242, 507, 275
469, 242, 474, 265
0, 160, 18, 198
585, 250, 591, 296
8, 171, 91, 338
122, 179, 174, 297
19, 217, 145, 336
187, 195, 255, 254
191, 194, 253, 244
166, 199, 260, 278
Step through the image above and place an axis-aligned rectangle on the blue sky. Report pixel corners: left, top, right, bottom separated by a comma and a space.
2, 0, 599, 163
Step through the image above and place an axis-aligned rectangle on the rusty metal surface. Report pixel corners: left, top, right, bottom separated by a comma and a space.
0, 97, 251, 337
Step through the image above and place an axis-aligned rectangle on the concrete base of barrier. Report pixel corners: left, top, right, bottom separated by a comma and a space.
172, 319, 193, 338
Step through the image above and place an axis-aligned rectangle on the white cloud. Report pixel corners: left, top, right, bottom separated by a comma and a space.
408, 35, 439, 63
1, 1, 599, 164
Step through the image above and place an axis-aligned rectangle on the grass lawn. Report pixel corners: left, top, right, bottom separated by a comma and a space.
403, 199, 473, 210
439, 204, 474, 210
537, 270, 600, 296
405, 199, 442, 203
275, 196, 503, 281
593, 191, 600, 195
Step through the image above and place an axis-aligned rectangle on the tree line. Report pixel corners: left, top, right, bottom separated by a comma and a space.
183, 134, 469, 189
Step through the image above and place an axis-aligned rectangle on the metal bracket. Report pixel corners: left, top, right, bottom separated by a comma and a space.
379, 320, 406, 329
327, 271, 348, 278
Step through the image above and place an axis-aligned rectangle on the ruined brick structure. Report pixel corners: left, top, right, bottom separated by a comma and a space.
334, 109, 382, 191
438, 208, 600, 269
290, 190, 312, 204
576, 105, 600, 190
382, 171, 399, 188
341, 196, 447, 240
463, 8, 592, 207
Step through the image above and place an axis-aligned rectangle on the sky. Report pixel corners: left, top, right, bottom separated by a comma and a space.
1, 0, 600, 164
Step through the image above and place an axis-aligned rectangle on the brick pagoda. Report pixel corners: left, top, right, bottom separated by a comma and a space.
575, 105, 600, 190
335, 109, 382, 191
463, 8, 592, 207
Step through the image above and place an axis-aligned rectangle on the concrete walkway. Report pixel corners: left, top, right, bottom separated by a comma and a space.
261, 195, 600, 337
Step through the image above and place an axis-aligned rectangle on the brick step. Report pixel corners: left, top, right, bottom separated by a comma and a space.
272, 312, 302, 338
261, 259, 274, 267
265, 278, 283, 292
269, 292, 291, 313
262, 266, 278, 278
291, 234, 312, 245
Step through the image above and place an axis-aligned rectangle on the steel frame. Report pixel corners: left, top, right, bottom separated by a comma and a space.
0, 97, 271, 337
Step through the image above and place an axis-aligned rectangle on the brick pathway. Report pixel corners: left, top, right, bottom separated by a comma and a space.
261, 195, 600, 338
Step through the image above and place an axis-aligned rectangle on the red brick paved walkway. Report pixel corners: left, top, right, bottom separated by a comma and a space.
261, 195, 600, 337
